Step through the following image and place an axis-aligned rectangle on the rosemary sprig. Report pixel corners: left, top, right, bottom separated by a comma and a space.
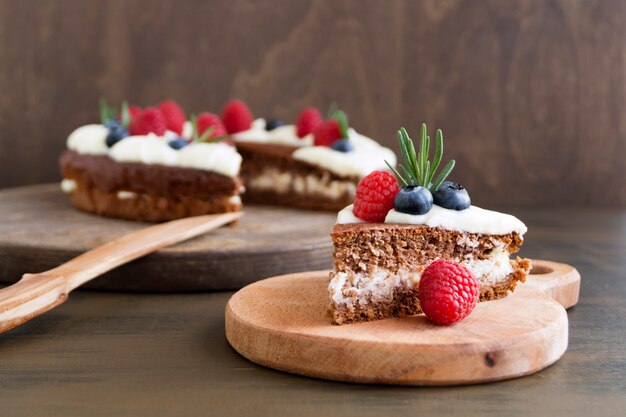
385, 123, 455, 193
99, 98, 131, 128
190, 114, 229, 143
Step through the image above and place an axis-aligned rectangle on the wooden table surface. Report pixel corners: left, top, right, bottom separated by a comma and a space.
1, 207, 625, 416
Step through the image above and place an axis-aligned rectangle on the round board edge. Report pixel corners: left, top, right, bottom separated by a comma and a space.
225, 271, 569, 386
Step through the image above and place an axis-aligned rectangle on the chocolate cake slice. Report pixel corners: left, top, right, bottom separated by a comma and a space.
59, 99, 243, 222
329, 219, 530, 325
236, 141, 360, 211
328, 123, 531, 325
60, 151, 242, 222
230, 105, 396, 211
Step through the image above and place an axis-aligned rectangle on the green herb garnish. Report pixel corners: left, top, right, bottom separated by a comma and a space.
99, 98, 131, 128
385, 123, 455, 193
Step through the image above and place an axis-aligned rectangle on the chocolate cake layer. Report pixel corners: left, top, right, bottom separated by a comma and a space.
60, 150, 242, 199
331, 223, 524, 274
65, 177, 240, 222
236, 142, 360, 210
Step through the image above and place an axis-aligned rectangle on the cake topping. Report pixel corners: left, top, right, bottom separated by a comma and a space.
433, 181, 471, 211
129, 107, 167, 136
418, 260, 479, 325
393, 185, 433, 215
313, 119, 342, 147
99, 99, 131, 147
265, 119, 285, 131
194, 112, 228, 142
167, 137, 189, 150
296, 107, 323, 138
386, 124, 460, 215
158, 100, 186, 135
330, 138, 353, 153
313, 105, 351, 150
221, 99, 253, 134
66, 99, 243, 177
104, 119, 129, 148
352, 171, 399, 222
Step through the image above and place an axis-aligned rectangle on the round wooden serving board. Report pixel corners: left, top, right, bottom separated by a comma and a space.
226, 261, 580, 385
0, 184, 336, 292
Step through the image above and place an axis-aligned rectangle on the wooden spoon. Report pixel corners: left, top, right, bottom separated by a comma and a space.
0, 212, 242, 334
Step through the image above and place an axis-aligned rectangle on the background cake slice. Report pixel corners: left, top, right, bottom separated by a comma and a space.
226, 102, 396, 211
328, 124, 531, 325
59, 100, 243, 222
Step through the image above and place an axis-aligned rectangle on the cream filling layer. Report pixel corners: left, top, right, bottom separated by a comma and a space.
248, 168, 356, 200
329, 248, 514, 306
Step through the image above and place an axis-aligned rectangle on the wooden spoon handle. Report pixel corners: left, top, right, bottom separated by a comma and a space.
0, 212, 242, 333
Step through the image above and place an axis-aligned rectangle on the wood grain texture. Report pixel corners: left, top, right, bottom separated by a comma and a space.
0, 184, 335, 291
1, 0, 625, 206
0, 208, 624, 415
0, 212, 239, 334
522, 259, 580, 308
225, 270, 570, 385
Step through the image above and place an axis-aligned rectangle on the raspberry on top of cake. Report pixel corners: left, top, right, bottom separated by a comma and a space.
60, 99, 243, 222
329, 123, 531, 325
226, 101, 397, 211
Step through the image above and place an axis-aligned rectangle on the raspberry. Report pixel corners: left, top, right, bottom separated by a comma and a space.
129, 107, 167, 136
352, 171, 399, 222
158, 100, 186, 134
196, 112, 227, 140
129, 105, 143, 119
419, 260, 480, 325
296, 107, 323, 138
313, 120, 342, 147
221, 99, 253, 134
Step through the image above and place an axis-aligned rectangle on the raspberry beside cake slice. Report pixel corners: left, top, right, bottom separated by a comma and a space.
328, 124, 531, 325
60, 100, 243, 222
224, 102, 396, 211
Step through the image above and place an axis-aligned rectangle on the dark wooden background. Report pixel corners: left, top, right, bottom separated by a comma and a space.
0, 0, 624, 206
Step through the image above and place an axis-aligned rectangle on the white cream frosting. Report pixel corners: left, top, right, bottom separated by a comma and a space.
232, 118, 313, 146
67, 124, 109, 155
293, 129, 396, 178
177, 142, 241, 177
66, 124, 241, 177
109, 135, 179, 166
233, 119, 397, 178
60, 179, 77, 193
337, 204, 527, 235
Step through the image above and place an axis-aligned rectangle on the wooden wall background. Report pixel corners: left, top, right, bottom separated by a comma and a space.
0, 0, 624, 207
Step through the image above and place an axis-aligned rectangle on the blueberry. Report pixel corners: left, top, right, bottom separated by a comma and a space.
330, 138, 353, 152
433, 181, 471, 210
265, 119, 284, 131
168, 137, 190, 150
105, 125, 129, 147
394, 186, 433, 215
104, 119, 123, 130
